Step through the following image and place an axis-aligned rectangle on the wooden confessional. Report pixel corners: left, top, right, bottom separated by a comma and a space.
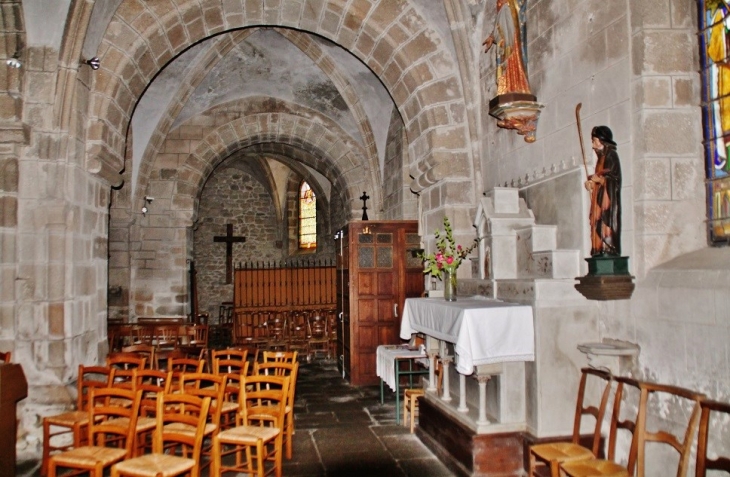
336, 221, 424, 385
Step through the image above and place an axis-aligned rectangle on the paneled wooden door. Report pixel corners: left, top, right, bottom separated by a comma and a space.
337, 221, 423, 385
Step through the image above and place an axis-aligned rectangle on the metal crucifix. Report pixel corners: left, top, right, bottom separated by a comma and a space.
213, 224, 246, 284
360, 191, 369, 221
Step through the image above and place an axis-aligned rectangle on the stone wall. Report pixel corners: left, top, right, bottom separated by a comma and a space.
194, 165, 283, 318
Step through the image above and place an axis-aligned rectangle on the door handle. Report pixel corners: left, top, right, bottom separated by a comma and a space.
393, 303, 398, 318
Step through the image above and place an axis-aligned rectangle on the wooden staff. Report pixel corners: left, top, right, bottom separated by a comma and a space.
575, 103, 589, 178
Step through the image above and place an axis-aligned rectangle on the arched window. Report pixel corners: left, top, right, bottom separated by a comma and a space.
299, 181, 317, 249
700, 0, 730, 242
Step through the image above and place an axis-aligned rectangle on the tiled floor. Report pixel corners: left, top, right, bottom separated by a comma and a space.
19, 358, 456, 477
284, 359, 455, 477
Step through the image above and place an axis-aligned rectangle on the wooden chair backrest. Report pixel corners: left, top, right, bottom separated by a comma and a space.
178, 372, 227, 428
153, 325, 180, 349
241, 374, 290, 428
696, 398, 730, 476
88, 387, 141, 455
107, 353, 147, 370
77, 364, 113, 411
262, 350, 298, 363
185, 324, 209, 346
307, 315, 328, 339
253, 361, 299, 409
571, 367, 613, 455
210, 348, 248, 362
121, 344, 157, 369
153, 392, 211, 476
605, 376, 642, 466
136, 369, 172, 416
635, 382, 704, 477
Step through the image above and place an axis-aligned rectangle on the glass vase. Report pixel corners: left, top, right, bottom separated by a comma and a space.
443, 270, 457, 301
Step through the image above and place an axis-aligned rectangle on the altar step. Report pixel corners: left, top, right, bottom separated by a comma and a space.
476, 188, 581, 282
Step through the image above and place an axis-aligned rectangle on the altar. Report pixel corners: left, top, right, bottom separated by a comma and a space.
400, 296, 535, 433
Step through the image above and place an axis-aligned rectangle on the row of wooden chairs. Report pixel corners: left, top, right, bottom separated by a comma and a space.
108, 323, 209, 356
42, 349, 300, 476
232, 309, 337, 360
528, 367, 730, 477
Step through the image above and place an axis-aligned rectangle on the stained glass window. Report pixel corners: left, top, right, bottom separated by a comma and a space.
299, 181, 316, 249
700, 0, 730, 242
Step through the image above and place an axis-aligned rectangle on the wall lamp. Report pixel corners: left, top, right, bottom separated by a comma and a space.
142, 196, 154, 216
84, 57, 100, 70
6, 51, 21, 68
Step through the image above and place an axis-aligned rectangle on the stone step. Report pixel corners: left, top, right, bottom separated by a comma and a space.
515, 224, 557, 253
517, 249, 581, 279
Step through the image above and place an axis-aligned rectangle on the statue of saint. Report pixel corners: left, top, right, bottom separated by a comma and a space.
483, 0, 531, 96
584, 126, 621, 256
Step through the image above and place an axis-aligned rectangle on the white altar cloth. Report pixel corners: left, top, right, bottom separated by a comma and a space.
400, 297, 535, 375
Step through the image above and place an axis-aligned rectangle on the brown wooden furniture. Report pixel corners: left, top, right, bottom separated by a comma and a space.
1, 351, 11, 362
529, 367, 613, 477
403, 388, 425, 434
110, 393, 212, 477
48, 388, 141, 477
41, 364, 111, 476
561, 379, 702, 477
696, 398, 730, 476
307, 314, 329, 359
178, 373, 227, 472
253, 361, 300, 460
211, 374, 290, 477
0, 362, 27, 477
336, 220, 424, 385
234, 260, 335, 312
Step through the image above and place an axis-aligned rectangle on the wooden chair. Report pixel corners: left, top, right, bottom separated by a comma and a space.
167, 357, 205, 387
261, 350, 298, 364
178, 372, 227, 472
0, 350, 10, 362
529, 367, 613, 477
110, 393, 212, 477
561, 378, 702, 477
47, 387, 142, 477
211, 374, 291, 477
403, 388, 425, 434
41, 364, 111, 476
107, 353, 148, 371
121, 344, 157, 370
131, 369, 172, 455
696, 398, 730, 476
265, 313, 288, 351
307, 314, 329, 359
286, 311, 310, 357
179, 324, 209, 361
253, 361, 299, 460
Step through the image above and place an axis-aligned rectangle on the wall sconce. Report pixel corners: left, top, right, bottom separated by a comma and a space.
142, 196, 154, 216
6, 51, 21, 68
84, 57, 100, 70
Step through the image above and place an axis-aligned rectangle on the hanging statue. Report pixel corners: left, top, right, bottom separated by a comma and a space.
483, 0, 543, 143
483, 0, 531, 96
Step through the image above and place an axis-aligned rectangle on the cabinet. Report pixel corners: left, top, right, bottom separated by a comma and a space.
335, 221, 424, 385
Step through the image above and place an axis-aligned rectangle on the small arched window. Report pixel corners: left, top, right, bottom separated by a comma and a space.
299, 181, 317, 249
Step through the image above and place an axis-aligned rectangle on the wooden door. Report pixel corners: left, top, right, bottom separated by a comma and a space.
344, 221, 423, 386
336, 227, 350, 379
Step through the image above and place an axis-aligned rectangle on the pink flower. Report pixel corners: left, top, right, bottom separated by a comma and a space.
446, 256, 454, 265
435, 253, 444, 262
457, 245, 462, 251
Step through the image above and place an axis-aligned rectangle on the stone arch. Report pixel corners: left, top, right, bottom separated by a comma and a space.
175, 112, 372, 227
87, 0, 471, 193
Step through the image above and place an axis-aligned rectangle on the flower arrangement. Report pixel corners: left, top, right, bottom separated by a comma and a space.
419, 216, 479, 280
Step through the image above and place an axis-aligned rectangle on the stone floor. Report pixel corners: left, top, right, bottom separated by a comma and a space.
19, 358, 456, 477
282, 359, 455, 477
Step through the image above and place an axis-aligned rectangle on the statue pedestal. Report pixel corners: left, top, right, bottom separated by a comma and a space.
575, 255, 635, 300
488, 93, 544, 143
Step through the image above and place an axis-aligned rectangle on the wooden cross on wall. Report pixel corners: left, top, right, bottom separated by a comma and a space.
214, 224, 246, 284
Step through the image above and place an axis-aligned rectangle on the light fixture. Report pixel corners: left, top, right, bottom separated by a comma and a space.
142, 196, 154, 216
6, 51, 21, 69
84, 57, 100, 70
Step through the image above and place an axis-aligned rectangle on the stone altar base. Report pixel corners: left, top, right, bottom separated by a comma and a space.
416, 397, 526, 477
